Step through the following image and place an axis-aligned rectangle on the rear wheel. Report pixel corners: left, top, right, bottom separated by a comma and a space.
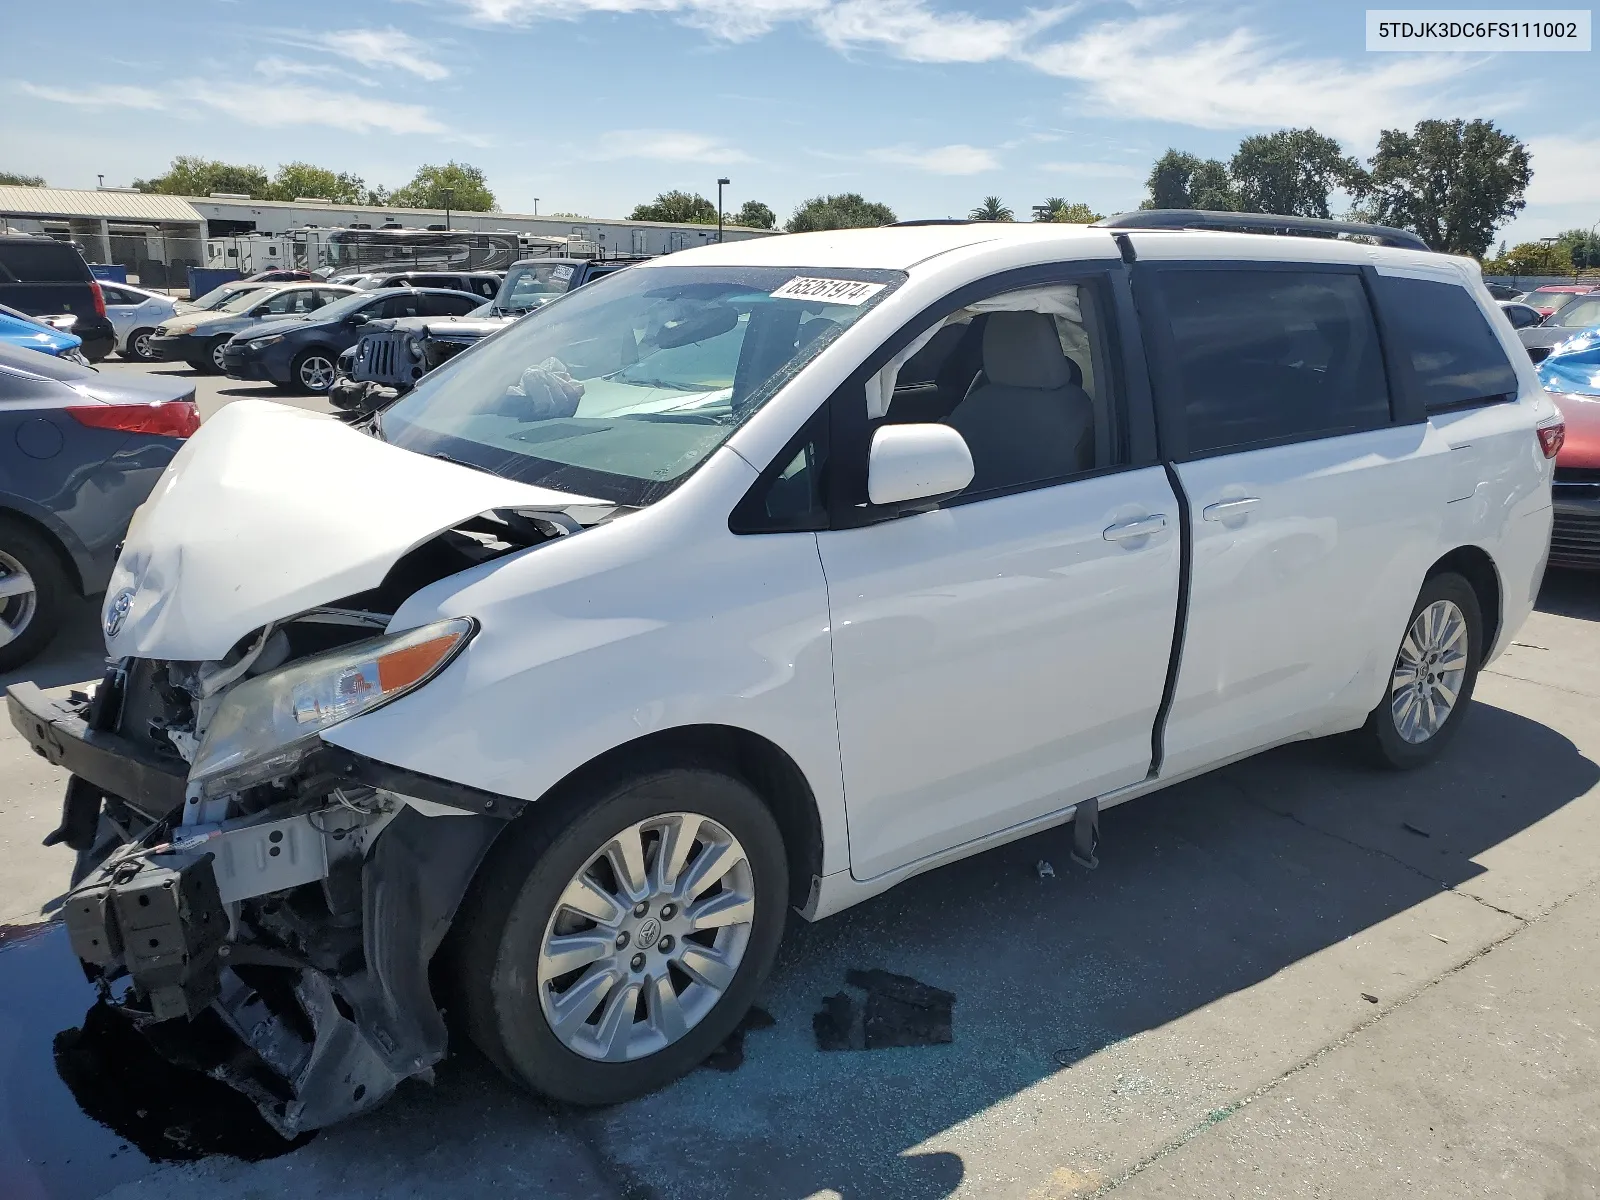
124, 328, 158, 362
455, 765, 788, 1105
1354, 571, 1481, 770
0, 518, 70, 671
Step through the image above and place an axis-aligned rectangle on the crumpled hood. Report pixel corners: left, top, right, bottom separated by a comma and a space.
104, 399, 599, 661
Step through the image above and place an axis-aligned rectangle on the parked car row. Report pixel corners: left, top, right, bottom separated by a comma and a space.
0, 234, 116, 361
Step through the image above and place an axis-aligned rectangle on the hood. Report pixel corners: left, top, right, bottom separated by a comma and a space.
245, 316, 319, 340
105, 399, 601, 661
175, 310, 283, 334
0, 313, 82, 354
1550, 390, 1600, 470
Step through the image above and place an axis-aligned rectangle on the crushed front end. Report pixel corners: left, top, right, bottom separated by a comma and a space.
8, 608, 524, 1137
329, 316, 508, 417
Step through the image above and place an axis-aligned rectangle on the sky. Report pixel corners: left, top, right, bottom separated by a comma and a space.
2, 0, 1595, 248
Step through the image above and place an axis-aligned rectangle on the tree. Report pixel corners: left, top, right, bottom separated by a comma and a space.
1228, 128, 1363, 218
970, 196, 1014, 221
732, 200, 776, 229
389, 162, 496, 211
785, 193, 896, 233
1552, 227, 1600, 272
1141, 150, 1236, 211
1481, 241, 1573, 275
0, 171, 45, 187
265, 162, 367, 205
630, 191, 717, 224
133, 156, 269, 198
1352, 119, 1530, 257
1034, 198, 1103, 223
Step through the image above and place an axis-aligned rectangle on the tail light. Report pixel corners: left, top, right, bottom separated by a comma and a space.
89, 278, 107, 319
67, 399, 201, 439
1537, 422, 1566, 459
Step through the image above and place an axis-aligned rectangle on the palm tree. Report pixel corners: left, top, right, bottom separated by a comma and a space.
1035, 197, 1104, 223
969, 196, 1014, 222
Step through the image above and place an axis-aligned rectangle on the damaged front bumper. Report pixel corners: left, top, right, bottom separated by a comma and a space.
8, 679, 521, 1137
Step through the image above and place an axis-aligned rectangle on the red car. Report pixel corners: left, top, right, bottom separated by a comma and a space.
1520, 285, 1596, 318
1548, 389, 1600, 568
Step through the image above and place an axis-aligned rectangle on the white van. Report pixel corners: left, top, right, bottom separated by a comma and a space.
10, 216, 1560, 1135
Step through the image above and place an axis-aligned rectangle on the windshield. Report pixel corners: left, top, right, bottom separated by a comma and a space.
1552, 297, 1600, 329
313, 291, 385, 321
381, 264, 903, 505
218, 286, 280, 313
1527, 290, 1581, 312
192, 284, 255, 310
496, 263, 579, 314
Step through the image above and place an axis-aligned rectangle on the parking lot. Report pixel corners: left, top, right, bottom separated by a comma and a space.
2, 358, 1597, 1200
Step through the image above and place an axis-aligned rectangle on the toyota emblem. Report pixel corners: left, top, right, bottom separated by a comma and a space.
104, 588, 135, 638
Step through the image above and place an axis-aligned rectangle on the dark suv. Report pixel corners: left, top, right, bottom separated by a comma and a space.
352, 271, 502, 300
0, 236, 117, 362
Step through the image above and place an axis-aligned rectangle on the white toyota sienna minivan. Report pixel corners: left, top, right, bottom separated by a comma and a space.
9, 215, 1561, 1135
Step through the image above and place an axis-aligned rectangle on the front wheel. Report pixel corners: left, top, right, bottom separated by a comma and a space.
291, 349, 337, 393
1354, 571, 1482, 770
454, 765, 788, 1105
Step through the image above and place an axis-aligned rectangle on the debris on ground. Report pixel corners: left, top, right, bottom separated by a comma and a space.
1360, 992, 1380, 1004
1428, 932, 1449, 944
1036, 860, 1056, 880
813, 969, 955, 1051
702, 1006, 776, 1072
1402, 822, 1431, 838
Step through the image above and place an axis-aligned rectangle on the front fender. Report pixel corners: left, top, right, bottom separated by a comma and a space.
321, 449, 849, 877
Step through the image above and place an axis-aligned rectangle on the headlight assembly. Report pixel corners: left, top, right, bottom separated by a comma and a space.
187, 616, 476, 798
247, 334, 285, 350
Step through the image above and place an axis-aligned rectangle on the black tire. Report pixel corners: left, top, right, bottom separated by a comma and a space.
123, 328, 158, 362
1354, 571, 1482, 770
0, 516, 71, 671
190, 338, 227, 375
454, 763, 788, 1106
290, 348, 339, 394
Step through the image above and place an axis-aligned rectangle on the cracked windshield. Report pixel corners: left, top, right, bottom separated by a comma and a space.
379, 265, 902, 500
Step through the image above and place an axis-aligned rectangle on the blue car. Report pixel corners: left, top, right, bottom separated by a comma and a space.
0, 302, 86, 361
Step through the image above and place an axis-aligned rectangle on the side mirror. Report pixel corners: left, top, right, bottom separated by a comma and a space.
867, 424, 974, 509
349, 312, 370, 326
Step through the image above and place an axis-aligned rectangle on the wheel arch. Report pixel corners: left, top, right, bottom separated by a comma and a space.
519, 723, 825, 912
1427, 544, 1501, 663
0, 501, 89, 594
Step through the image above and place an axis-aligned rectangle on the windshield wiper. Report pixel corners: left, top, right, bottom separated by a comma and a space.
433, 450, 506, 479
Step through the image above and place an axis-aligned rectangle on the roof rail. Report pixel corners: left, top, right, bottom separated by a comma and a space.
887, 218, 977, 227
1092, 210, 1429, 251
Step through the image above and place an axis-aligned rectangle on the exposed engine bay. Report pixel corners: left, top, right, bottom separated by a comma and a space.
11, 509, 588, 1136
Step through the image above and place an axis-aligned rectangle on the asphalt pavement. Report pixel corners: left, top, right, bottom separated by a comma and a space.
1, 375, 1597, 1199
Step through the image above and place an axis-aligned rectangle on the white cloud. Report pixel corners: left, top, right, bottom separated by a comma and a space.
279, 27, 451, 81
593, 128, 753, 162
17, 77, 449, 137
451, 1, 1484, 144
1023, 16, 1474, 143
1525, 135, 1600, 207
873, 143, 998, 174
17, 82, 166, 110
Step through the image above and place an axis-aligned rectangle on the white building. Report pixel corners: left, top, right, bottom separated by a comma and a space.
0, 186, 778, 285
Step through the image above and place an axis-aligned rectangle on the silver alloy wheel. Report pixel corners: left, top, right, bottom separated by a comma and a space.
298, 355, 335, 391
537, 812, 756, 1063
211, 339, 229, 371
131, 330, 154, 360
0, 549, 38, 650
1390, 598, 1469, 744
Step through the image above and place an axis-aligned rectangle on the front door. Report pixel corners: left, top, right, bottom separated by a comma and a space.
816, 271, 1180, 880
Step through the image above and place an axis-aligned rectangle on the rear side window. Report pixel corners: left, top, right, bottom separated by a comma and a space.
1156, 269, 1391, 454
1372, 276, 1519, 411
0, 241, 89, 284
424, 292, 479, 316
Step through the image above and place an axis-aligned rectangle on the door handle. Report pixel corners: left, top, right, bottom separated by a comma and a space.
1202, 497, 1262, 522
1103, 514, 1167, 542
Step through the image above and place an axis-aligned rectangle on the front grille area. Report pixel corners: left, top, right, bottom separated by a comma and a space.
1550, 507, 1600, 569
353, 332, 408, 385
1555, 467, 1600, 485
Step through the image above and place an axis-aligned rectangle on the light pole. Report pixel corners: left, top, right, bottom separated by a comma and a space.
717, 177, 730, 243
441, 186, 455, 231
534, 198, 540, 216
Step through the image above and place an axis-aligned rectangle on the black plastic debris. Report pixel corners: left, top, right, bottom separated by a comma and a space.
813, 969, 955, 1051
1402, 821, 1431, 838
702, 1005, 776, 1071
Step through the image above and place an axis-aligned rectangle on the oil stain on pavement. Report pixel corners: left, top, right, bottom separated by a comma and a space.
0, 923, 304, 1200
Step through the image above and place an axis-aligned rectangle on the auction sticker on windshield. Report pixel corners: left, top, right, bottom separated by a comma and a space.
551, 265, 574, 284
770, 277, 887, 305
